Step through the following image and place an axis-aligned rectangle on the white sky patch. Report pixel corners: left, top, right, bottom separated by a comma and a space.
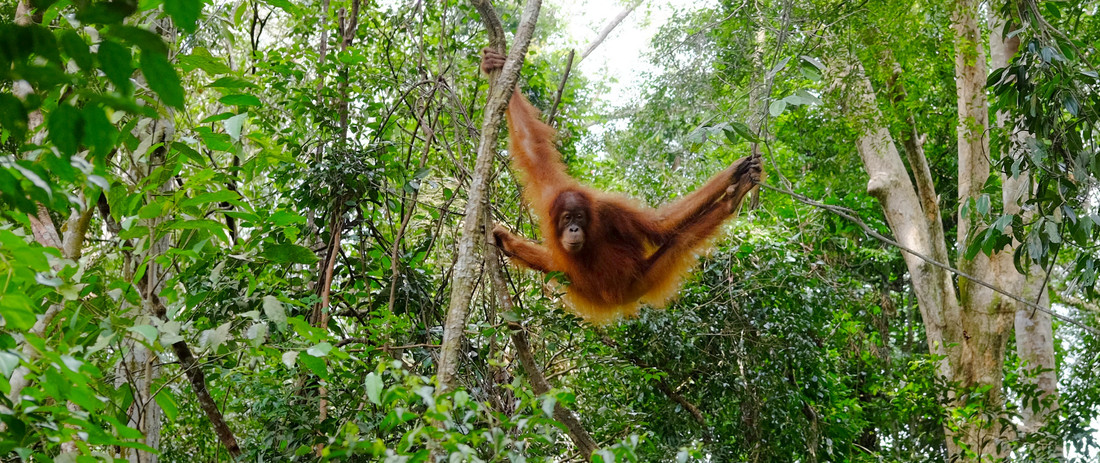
551, 0, 714, 107
547, 0, 714, 160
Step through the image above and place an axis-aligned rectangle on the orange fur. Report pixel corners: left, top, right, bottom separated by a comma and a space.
494, 89, 761, 324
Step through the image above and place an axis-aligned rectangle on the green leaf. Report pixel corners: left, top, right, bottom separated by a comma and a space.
800, 63, 822, 82
729, 121, 758, 143
97, 39, 134, 94
24, 24, 61, 63
68, 386, 104, 412
154, 389, 179, 421
48, 104, 84, 157
173, 141, 204, 164
136, 201, 163, 219
964, 230, 985, 260
169, 219, 228, 241
159, 321, 183, 345
991, 214, 1013, 232
140, 51, 185, 109
800, 55, 825, 71
722, 126, 739, 144
976, 195, 990, 215
298, 353, 329, 380
260, 243, 319, 264
164, 0, 203, 33
203, 322, 231, 351
82, 104, 117, 161
128, 324, 158, 343
0, 295, 35, 331
414, 386, 435, 408
0, 351, 20, 378
686, 127, 706, 144
453, 390, 469, 407
58, 30, 94, 71
1064, 95, 1079, 116
13, 163, 53, 200
197, 129, 234, 151
76, 0, 137, 24
262, 295, 287, 332
207, 77, 255, 89
108, 25, 167, 55
767, 56, 791, 79
281, 351, 298, 369
1044, 221, 1061, 244
306, 342, 332, 357
243, 323, 266, 346
540, 395, 557, 417
769, 99, 787, 117
987, 67, 1007, 87
119, 225, 149, 240
179, 48, 231, 75
269, 211, 307, 226
219, 94, 261, 107
783, 94, 806, 106
224, 113, 247, 140
36, 273, 62, 287
200, 111, 236, 123
795, 89, 823, 105
365, 372, 383, 406
0, 94, 28, 141
262, 0, 296, 13
179, 190, 240, 208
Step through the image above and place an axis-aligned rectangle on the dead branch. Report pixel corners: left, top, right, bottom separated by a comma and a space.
579, 1, 643, 62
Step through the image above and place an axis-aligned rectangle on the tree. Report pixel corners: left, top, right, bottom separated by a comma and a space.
2, 0, 1097, 461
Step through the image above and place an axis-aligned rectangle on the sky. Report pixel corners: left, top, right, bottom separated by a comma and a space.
550, 0, 712, 106
543, 0, 715, 155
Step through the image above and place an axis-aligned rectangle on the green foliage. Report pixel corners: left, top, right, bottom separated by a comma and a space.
980, 1, 1100, 297
2, 0, 1099, 461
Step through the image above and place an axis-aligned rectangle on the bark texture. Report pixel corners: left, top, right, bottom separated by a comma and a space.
951, 0, 1015, 457
823, 0, 1062, 453
828, 59, 958, 379
436, 0, 542, 392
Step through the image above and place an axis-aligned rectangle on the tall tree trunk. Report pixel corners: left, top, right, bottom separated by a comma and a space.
827, 58, 957, 380
336, 0, 361, 145
118, 117, 175, 463
988, 7, 1061, 456
829, 3, 1031, 451
951, 0, 1015, 458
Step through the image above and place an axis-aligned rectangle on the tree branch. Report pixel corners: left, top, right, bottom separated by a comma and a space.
509, 320, 600, 458
579, 1, 643, 62
483, 216, 598, 457
28, 205, 62, 250
600, 336, 710, 436
171, 340, 242, 458
139, 284, 242, 457
437, 0, 542, 392
62, 196, 96, 260
757, 182, 1098, 335
547, 49, 575, 126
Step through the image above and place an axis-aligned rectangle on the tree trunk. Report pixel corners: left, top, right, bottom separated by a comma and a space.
117, 118, 176, 463
988, 7, 1061, 456
828, 1, 1034, 452
827, 58, 957, 379
951, 0, 1016, 457
436, 0, 542, 393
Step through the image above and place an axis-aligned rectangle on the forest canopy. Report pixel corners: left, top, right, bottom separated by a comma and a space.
0, 0, 1099, 462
